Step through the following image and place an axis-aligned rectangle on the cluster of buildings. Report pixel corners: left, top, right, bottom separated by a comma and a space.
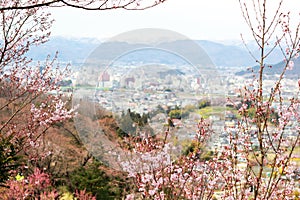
70, 64, 299, 148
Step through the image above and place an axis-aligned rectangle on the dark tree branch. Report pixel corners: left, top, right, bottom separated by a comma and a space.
0, 0, 166, 11
0, 0, 60, 11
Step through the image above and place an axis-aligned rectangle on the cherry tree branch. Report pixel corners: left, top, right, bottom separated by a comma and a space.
0, 0, 166, 11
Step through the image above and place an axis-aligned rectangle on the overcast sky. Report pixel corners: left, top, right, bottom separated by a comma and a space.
50, 0, 300, 41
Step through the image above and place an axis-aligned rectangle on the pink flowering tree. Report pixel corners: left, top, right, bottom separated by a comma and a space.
219, 0, 300, 199
121, 120, 224, 199
0, 0, 165, 198
1, 168, 58, 199
1, 167, 96, 199
0, 0, 79, 192
121, 0, 300, 199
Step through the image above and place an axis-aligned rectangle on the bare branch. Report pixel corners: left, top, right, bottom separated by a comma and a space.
0, 0, 166, 11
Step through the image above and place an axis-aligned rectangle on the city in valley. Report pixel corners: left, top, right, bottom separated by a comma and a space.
69, 61, 299, 152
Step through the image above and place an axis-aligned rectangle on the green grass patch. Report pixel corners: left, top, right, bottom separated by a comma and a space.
197, 106, 238, 119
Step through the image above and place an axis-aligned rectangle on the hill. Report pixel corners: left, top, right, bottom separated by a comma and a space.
236, 57, 300, 78
26, 36, 284, 68
27, 36, 100, 64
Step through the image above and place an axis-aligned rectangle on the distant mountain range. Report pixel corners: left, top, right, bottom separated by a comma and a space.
27, 37, 100, 64
27, 36, 286, 68
236, 57, 300, 78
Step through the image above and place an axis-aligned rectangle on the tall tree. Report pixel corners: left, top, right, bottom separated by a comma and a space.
122, 1, 300, 199
0, 0, 165, 197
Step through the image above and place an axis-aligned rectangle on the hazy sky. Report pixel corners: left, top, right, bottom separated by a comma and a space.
50, 0, 300, 41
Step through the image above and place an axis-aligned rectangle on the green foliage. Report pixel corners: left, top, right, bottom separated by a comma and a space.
182, 140, 213, 161
200, 150, 214, 161
117, 109, 151, 137
0, 135, 22, 185
182, 140, 198, 156
150, 104, 196, 120
168, 105, 190, 119
169, 109, 189, 119
67, 161, 127, 199
198, 99, 211, 109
